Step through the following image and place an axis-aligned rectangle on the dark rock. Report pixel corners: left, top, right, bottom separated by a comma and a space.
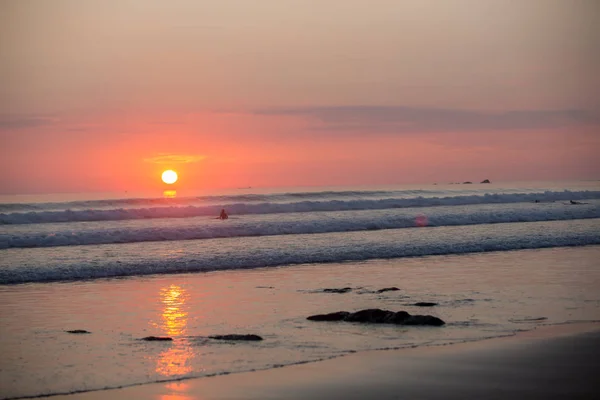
480, 179, 491, 184
307, 311, 350, 321
376, 287, 400, 293
402, 315, 445, 326
344, 308, 395, 323
209, 334, 263, 341
463, 181, 472, 184
307, 309, 445, 326
141, 336, 173, 341
413, 302, 438, 307
387, 311, 411, 324
321, 287, 352, 294
66, 330, 91, 334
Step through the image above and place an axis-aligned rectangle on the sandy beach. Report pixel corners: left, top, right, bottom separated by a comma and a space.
49, 322, 600, 400
2, 246, 600, 400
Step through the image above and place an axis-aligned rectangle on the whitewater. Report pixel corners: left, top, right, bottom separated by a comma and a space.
1, 181, 599, 284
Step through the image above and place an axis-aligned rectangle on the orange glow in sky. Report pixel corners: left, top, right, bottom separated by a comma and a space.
1, 1, 599, 194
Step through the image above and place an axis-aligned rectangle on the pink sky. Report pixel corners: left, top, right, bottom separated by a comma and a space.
1, 0, 599, 194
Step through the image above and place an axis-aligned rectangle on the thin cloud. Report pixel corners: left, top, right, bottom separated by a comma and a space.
254, 106, 599, 133
0, 115, 57, 130
144, 154, 206, 164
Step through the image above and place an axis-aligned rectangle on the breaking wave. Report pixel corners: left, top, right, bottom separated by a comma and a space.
1, 190, 599, 225
2, 203, 599, 248
1, 219, 598, 284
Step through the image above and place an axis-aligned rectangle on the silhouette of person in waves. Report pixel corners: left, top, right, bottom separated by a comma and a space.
219, 209, 229, 220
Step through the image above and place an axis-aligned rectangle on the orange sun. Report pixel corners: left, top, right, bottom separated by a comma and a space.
162, 170, 178, 184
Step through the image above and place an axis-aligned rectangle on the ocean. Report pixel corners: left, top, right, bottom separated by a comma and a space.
1, 181, 600, 399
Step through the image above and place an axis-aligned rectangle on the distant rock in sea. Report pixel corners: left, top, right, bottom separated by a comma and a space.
307, 308, 445, 326
66, 329, 91, 334
141, 336, 173, 341
463, 181, 473, 184
209, 334, 263, 341
413, 302, 438, 307
480, 179, 491, 184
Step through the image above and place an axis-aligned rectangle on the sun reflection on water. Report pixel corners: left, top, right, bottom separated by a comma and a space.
163, 190, 177, 198
161, 284, 188, 337
155, 284, 195, 377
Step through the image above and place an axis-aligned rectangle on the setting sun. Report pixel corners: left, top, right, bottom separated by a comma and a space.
162, 170, 178, 184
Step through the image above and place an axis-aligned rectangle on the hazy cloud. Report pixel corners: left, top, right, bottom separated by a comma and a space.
144, 154, 206, 164
255, 106, 599, 134
0, 115, 56, 130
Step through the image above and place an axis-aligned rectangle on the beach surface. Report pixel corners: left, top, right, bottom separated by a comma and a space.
52, 323, 600, 400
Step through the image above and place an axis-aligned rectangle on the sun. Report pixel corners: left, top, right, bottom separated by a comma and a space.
162, 170, 178, 185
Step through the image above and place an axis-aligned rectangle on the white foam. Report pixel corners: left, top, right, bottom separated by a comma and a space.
1, 219, 598, 284
1, 202, 599, 249
1, 190, 599, 225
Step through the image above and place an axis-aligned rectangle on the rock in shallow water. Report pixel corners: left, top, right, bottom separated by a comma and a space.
402, 315, 445, 326
376, 287, 400, 293
307, 309, 444, 326
141, 336, 173, 341
307, 311, 351, 321
66, 330, 91, 334
413, 302, 438, 307
344, 308, 395, 323
321, 287, 353, 293
209, 334, 263, 341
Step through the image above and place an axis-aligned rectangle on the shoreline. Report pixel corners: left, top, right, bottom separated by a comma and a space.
46, 322, 600, 400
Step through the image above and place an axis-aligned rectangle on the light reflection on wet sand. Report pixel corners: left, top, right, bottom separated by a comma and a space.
160, 381, 196, 400
155, 284, 196, 377
1, 246, 600, 399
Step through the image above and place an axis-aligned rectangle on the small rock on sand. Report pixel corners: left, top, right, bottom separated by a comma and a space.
141, 336, 173, 341
209, 334, 263, 341
413, 302, 438, 307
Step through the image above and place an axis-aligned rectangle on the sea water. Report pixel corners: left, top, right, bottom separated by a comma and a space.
1, 181, 599, 399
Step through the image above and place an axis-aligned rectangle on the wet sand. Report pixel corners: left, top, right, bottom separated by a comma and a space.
51, 323, 600, 400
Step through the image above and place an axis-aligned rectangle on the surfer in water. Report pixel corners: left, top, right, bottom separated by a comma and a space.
218, 208, 229, 220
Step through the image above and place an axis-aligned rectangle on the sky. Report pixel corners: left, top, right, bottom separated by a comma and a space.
1, 0, 599, 194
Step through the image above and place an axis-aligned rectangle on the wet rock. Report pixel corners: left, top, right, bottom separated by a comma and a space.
413, 302, 438, 307
307, 309, 445, 326
209, 334, 263, 341
66, 330, 91, 334
402, 315, 445, 326
141, 336, 173, 341
307, 311, 350, 321
376, 287, 400, 293
463, 181, 472, 184
387, 311, 411, 324
480, 179, 491, 184
344, 309, 395, 323
321, 287, 352, 294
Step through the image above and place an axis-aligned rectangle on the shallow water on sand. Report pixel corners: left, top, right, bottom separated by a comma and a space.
1, 245, 600, 399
